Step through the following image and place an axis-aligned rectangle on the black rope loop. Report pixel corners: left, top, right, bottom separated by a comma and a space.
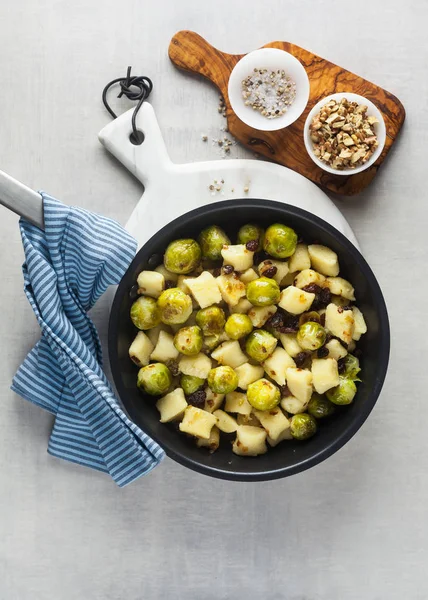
102, 66, 153, 145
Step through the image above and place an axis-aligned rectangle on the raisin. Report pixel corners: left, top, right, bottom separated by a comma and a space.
246, 239, 259, 252
263, 265, 278, 279
165, 279, 175, 289
266, 313, 284, 330
317, 346, 329, 358
337, 358, 346, 374
320, 313, 326, 326
294, 352, 310, 368
222, 264, 234, 275
302, 283, 322, 295
319, 288, 331, 305
280, 385, 292, 397
166, 360, 180, 377
278, 314, 299, 333
187, 390, 206, 408
212, 267, 221, 277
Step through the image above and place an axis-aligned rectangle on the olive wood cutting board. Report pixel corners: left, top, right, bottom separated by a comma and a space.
168, 31, 405, 196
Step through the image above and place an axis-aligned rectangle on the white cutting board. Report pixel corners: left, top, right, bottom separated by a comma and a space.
98, 103, 359, 249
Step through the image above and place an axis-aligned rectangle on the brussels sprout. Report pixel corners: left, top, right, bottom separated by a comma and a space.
164, 239, 201, 274
173, 326, 204, 356
245, 329, 277, 362
180, 374, 205, 395
157, 288, 193, 325
198, 226, 230, 261
246, 277, 280, 307
195, 305, 226, 335
247, 378, 280, 410
224, 313, 253, 340
299, 311, 321, 326
137, 363, 172, 396
207, 366, 238, 394
290, 413, 317, 440
237, 224, 264, 251
297, 321, 327, 351
263, 223, 298, 259
307, 393, 336, 419
326, 377, 357, 405
130, 296, 161, 330
340, 354, 361, 381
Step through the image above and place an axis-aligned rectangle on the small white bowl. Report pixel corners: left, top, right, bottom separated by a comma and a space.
228, 48, 310, 132
303, 92, 386, 175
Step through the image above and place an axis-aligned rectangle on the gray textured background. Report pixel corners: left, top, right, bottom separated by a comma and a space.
0, 1, 425, 599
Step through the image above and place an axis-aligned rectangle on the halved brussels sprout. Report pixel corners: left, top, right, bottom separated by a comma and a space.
245, 329, 277, 362
130, 296, 161, 330
164, 239, 201, 274
297, 321, 327, 351
180, 374, 205, 396
195, 305, 226, 335
247, 378, 280, 411
207, 366, 238, 394
237, 224, 264, 250
326, 377, 357, 405
307, 393, 336, 419
263, 223, 298, 259
198, 226, 230, 261
290, 413, 317, 440
246, 277, 280, 307
137, 363, 172, 396
299, 311, 321, 326
157, 288, 193, 325
224, 313, 253, 340
340, 354, 361, 381
173, 326, 204, 356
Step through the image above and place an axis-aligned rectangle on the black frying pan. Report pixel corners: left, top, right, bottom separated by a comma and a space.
108, 199, 390, 481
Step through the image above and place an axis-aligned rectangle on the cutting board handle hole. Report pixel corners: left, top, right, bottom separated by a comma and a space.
129, 130, 145, 145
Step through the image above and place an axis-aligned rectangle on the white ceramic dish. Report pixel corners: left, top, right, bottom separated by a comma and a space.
303, 92, 386, 176
227, 48, 310, 132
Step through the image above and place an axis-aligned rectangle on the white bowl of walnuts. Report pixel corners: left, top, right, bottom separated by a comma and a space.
303, 92, 386, 175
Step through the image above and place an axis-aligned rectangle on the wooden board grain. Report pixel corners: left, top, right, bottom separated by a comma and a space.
168, 31, 405, 196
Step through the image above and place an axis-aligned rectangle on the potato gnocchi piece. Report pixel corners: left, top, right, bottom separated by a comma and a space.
280, 395, 308, 415
325, 303, 355, 345
262, 347, 296, 386
229, 298, 253, 314
156, 388, 187, 423
331, 294, 351, 307
278, 333, 303, 358
240, 268, 259, 284
248, 305, 277, 328
150, 330, 179, 363
221, 244, 254, 271
234, 363, 265, 391
178, 353, 212, 379
326, 277, 355, 301
137, 270, 165, 298
196, 426, 220, 452
308, 244, 340, 277
285, 368, 313, 404
233, 425, 267, 456
204, 389, 225, 413
154, 264, 178, 283
129, 331, 154, 367
258, 259, 289, 284
211, 340, 247, 368
267, 427, 293, 446
214, 409, 239, 433
253, 408, 290, 441
288, 243, 311, 273
311, 358, 340, 394
352, 306, 367, 341
217, 273, 246, 306
179, 406, 217, 439
184, 271, 222, 309
225, 391, 252, 415
146, 324, 169, 346
325, 338, 348, 360
279, 286, 315, 315
280, 271, 296, 287
294, 269, 326, 289
177, 275, 194, 294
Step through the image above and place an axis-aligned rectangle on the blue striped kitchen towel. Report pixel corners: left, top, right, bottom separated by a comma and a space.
11, 193, 165, 486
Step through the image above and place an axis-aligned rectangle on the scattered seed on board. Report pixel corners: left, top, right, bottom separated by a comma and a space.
201, 134, 208, 142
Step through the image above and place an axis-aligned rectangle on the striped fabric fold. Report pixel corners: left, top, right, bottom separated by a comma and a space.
11, 194, 165, 486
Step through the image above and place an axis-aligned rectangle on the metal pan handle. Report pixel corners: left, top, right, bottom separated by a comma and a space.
0, 170, 44, 230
